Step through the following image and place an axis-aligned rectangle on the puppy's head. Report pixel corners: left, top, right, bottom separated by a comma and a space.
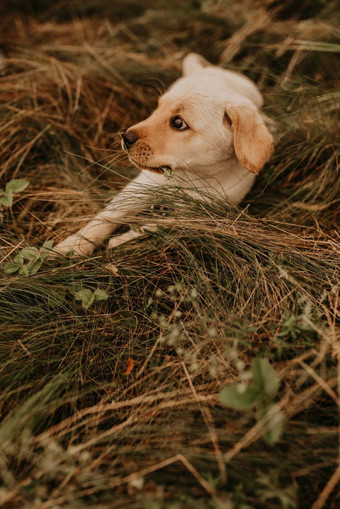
122, 53, 273, 176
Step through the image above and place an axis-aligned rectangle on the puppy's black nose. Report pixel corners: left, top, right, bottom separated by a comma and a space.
122, 130, 138, 149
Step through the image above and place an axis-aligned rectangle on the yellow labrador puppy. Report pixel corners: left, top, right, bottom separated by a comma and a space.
55, 53, 273, 256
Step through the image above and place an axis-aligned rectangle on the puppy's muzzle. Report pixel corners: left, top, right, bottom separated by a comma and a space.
122, 130, 138, 150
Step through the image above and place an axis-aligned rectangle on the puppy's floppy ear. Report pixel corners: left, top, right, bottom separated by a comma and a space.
226, 102, 274, 174
182, 52, 210, 76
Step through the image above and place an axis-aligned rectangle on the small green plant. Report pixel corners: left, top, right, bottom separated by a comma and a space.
73, 288, 108, 309
49, 284, 109, 309
4, 241, 54, 276
0, 179, 29, 207
3, 242, 108, 309
219, 358, 284, 444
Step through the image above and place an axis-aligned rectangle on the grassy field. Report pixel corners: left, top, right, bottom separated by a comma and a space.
0, 1, 339, 507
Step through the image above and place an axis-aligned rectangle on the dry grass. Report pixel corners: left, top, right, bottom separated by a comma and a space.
0, 1, 339, 508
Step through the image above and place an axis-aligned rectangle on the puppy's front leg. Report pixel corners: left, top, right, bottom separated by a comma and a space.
54, 172, 165, 256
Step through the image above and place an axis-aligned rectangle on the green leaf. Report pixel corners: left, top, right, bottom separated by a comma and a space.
251, 358, 280, 398
93, 289, 108, 301
21, 247, 39, 260
6, 179, 29, 194
28, 258, 43, 275
4, 262, 20, 274
74, 289, 93, 301
14, 253, 24, 265
20, 265, 30, 276
0, 192, 13, 207
257, 403, 284, 445
68, 282, 81, 295
74, 289, 95, 309
219, 383, 261, 410
42, 240, 54, 249
40, 240, 54, 259
82, 295, 95, 309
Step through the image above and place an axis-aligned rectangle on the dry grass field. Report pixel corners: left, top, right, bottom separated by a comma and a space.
0, 1, 339, 507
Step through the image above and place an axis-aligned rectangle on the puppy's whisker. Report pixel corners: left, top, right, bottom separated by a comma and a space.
106, 153, 126, 162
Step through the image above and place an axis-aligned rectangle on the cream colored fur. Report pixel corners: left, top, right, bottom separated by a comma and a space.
55, 53, 273, 256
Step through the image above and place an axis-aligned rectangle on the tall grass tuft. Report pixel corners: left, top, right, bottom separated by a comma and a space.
0, 1, 339, 507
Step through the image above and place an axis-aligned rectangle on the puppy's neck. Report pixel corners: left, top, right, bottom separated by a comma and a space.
214, 155, 256, 204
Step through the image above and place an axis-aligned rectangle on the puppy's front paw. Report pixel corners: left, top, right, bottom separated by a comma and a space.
54, 235, 96, 257
108, 226, 158, 250
107, 230, 142, 249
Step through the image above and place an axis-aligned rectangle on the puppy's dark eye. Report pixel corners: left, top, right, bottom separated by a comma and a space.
170, 115, 189, 131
